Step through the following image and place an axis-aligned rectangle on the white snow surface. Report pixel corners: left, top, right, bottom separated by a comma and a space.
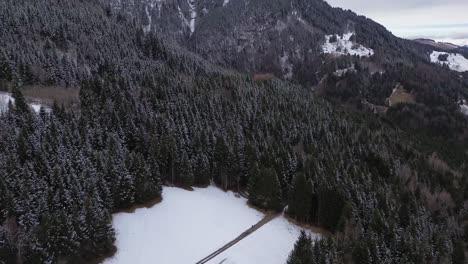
104, 186, 319, 264
322, 33, 374, 57
0, 92, 50, 114
207, 217, 319, 264
430, 51, 468, 72
104, 186, 263, 264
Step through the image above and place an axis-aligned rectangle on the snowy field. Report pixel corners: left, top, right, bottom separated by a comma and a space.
430, 51, 468, 72
322, 32, 374, 57
104, 186, 319, 264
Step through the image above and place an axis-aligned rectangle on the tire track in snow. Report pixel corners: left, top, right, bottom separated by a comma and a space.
195, 213, 277, 264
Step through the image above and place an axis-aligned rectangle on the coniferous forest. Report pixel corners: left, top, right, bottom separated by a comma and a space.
1, 0, 468, 263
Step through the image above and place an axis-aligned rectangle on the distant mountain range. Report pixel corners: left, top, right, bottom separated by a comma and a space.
413, 38, 459, 50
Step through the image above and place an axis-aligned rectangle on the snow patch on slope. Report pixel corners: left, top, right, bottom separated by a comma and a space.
0, 92, 51, 114
187, 0, 197, 35
223, 0, 230, 7
177, 5, 190, 30
0, 92, 13, 113
430, 51, 468, 72
177, 0, 197, 35
322, 33, 374, 57
460, 100, 468, 116
143, 5, 152, 33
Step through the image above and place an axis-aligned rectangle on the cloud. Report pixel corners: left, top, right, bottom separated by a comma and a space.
325, 0, 468, 45
392, 25, 468, 45
326, 0, 467, 12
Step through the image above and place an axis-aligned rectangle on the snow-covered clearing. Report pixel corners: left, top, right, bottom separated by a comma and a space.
104, 186, 319, 264
322, 33, 374, 57
0, 92, 51, 114
430, 51, 468, 72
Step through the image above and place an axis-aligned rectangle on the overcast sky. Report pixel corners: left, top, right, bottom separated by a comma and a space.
326, 0, 468, 46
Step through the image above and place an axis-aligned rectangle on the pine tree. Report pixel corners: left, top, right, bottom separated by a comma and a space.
452, 241, 465, 264
11, 86, 29, 114
130, 152, 162, 203
0, 226, 15, 264
194, 152, 210, 186
214, 137, 230, 189
116, 166, 135, 209
248, 165, 283, 211
287, 231, 313, 264
317, 186, 345, 232
288, 172, 313, 223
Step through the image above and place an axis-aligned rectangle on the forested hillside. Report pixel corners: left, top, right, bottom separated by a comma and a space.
0, 0, 467, 264
110, 0, 468, 148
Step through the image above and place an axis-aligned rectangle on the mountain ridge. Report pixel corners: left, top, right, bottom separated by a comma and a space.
110, 0, 432, 80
